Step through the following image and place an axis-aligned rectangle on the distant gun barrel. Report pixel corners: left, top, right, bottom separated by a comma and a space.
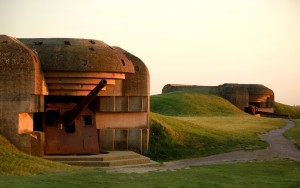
256, 111, 289, 119
245, 105, 289, 119
63, 79, 107, 127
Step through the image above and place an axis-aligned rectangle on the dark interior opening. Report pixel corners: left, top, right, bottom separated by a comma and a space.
65, 123, 75, 133
84, 115, 92, 126
121, 59, 125, 66
64, 41, 71, 45
34, 41, 43, 45
249, 102, 260, 107
45, 110, 60, 126
33, 112, 44, 131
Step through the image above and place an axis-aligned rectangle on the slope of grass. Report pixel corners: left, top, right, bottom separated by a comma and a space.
274, 102, 300, 119
149, 91, 287, 161
0, 135, 75, 176
1, 159, 299, 188
148, 113, 285, 161
151, 91, 246, 116
284, 119, 300, 149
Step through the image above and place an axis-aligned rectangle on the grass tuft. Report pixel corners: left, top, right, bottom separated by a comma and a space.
0, 135, 76, 176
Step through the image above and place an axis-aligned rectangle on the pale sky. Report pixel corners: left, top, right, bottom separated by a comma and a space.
1, 0, 299, 105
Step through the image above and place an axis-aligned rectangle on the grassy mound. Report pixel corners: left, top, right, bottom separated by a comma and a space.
274, 102, 300, 119
0, 135, 74, 176
150, 91, 246, 116
148, 91, 287, 161
148, 113, 285, 161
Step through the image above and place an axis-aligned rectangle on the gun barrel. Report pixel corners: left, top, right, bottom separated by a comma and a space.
63, 79, 107, 126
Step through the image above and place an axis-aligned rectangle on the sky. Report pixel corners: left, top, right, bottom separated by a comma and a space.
0, 0, 299, 105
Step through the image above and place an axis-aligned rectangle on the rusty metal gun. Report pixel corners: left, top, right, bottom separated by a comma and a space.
245, 105, 289, 118
63, 79, 107, 132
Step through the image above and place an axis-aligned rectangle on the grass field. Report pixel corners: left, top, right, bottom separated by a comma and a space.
284, 119, 300, 149
0, 159, 299, 188
148, 113, 285, 161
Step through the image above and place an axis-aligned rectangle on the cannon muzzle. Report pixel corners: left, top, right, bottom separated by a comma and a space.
63, 79, 107, 132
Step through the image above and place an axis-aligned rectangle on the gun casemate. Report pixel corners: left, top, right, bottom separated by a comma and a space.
0, 35, 150, 156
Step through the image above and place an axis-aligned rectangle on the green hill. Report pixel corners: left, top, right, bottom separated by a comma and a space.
274, 102, 300, 119
150, 91, 246, 116
0, 135, 74, 176
148, 91, 286, 161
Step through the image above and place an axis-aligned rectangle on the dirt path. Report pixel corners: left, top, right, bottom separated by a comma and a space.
108, 120, 300, 173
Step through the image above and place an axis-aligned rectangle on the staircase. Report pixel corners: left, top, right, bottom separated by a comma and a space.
44, 151, 158, 167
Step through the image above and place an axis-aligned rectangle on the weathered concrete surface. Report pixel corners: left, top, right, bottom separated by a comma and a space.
162, 84, 219, 95
19, 38, 135, 73
44, 151, 158, 167
0, 35, 46, 156
0, 35, 150, 156
107, 120, 300, 173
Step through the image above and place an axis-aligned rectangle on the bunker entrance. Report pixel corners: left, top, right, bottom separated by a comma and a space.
42, 80, 107, 155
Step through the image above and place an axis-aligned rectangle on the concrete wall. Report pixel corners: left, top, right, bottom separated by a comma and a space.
0, 35, 46, 156
162, 84, 219, 95
218, 84, 249, 110
92, 47, 150, 154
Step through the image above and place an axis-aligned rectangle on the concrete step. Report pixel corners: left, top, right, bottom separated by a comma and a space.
44, 151, 156, 167
61, 156, 151, 167
101, 160, 161, 169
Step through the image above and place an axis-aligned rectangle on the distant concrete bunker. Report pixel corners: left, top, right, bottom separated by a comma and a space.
162, 84, 275, 115
0, 35, 150, 156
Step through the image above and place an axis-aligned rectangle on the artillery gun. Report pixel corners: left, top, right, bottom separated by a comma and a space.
245, 105, 289, 118
44, 80, 107, 154
61, 79, 107, 133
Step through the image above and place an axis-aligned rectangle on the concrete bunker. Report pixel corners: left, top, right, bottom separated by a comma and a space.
162, 83, 275, 115
0, 35, 150, 156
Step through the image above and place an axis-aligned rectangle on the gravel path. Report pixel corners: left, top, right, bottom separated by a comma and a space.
108, 120, 300, 173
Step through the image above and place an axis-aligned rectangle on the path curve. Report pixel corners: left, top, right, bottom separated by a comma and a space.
108, 120, 300, 173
